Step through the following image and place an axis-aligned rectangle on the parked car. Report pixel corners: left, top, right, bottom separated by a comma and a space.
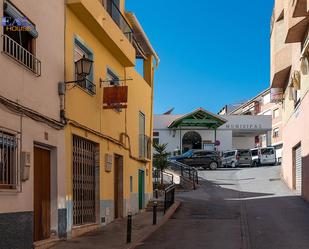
251, 147, 277, 166
222, 149, 252, 168
170, 150, 222, 170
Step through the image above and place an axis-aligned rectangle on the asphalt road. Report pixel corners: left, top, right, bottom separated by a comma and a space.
136, 166, 309, 249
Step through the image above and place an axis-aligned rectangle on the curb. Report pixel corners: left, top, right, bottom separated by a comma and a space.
127, 200, 181, 249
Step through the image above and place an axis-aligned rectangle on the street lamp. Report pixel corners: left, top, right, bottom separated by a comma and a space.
75, 55, 93, 78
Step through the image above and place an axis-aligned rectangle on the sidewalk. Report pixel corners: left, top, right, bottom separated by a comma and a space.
52, 201, 180, 249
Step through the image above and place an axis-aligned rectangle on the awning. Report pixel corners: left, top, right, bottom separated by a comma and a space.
285, 16, 309, 43
293, 0, 308, 18
3, 1, 38, 38
271, 65, 292, 89
168, 108, 227, 129
125, 12, 160, 67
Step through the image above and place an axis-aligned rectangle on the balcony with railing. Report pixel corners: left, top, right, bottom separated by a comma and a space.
102, 0, 133, 42
2, 35, 41, 76
101, 0, 147, 60
67, 0, 136, 66
139, 134, 151, 160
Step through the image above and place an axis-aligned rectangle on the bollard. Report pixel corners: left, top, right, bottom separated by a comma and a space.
153, 201, 157, 225
155, 188, 158, 199
127, 212, 132, 243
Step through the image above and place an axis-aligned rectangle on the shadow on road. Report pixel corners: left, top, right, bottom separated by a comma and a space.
136, 167, 309, 249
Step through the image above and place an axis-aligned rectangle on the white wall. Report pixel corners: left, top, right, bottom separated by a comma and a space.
155, 129, 234, 153
232, 137, 255, 150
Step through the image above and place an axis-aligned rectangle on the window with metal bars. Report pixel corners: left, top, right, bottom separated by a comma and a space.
0, 130, 18, 189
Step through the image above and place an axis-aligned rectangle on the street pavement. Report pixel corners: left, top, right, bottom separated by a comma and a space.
135, 166, 309, 249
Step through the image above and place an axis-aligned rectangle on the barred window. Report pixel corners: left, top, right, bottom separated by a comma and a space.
0, 131, 18, 189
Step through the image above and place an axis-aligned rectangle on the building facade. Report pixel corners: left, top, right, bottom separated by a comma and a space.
0, 1, 66, 248
270, 0, 309, 201
225, 88, 283, 161
154, 108, 272, 155
64, 0, 158, 238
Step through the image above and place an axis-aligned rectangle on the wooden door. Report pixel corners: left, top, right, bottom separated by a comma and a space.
34, 146, 51, 242
114, 155, 123, 219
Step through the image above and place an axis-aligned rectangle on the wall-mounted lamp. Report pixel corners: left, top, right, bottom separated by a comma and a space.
59, 55, 94, 93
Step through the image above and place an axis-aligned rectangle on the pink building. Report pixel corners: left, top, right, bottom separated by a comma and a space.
270, 0, 309, 201
0, 1, 66, 248
219, 88, 283, 161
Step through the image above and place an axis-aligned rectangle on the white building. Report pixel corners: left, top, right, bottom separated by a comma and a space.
154, 108, 272, 154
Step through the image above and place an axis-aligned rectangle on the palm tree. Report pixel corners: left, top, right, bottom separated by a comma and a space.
153, 143, 169, 186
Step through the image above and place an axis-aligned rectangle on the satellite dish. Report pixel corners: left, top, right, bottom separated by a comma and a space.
163, 108, 174, 115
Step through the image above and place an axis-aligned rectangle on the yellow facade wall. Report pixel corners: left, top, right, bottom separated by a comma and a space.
65, 2, 154, 232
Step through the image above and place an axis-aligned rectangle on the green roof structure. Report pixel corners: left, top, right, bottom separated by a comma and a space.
168, 108, 227, 129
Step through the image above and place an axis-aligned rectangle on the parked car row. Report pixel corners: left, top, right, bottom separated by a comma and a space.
222, 147, 277, 168
169, 146, 277, 170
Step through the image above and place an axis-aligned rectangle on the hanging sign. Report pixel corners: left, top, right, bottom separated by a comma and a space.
103, 86, 128, 109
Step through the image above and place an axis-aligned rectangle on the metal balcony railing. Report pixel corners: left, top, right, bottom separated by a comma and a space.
167, 159, 199, 189
2, 35, 41, 76
101, 0, 147, 58
102, 0, 133, 41
139, 134, 151, 160
76, 77, 96, 95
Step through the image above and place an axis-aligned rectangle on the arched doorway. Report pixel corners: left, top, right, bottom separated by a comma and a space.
182, 131, 202, 153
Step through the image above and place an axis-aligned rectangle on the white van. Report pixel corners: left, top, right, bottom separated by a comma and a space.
251, 147, 276, 166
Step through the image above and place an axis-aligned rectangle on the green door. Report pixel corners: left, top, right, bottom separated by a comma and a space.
138, 170, 145, 210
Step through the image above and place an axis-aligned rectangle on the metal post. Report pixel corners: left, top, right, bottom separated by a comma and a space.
155, 188, 158, 199
164, 190, 167, 214
196, 171, 199, 185
127, 212, 132, 243
179, 127, 182, 154
153, 201, 157, 225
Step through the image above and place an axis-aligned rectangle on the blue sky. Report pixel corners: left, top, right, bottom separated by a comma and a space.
126, 1, 274, 115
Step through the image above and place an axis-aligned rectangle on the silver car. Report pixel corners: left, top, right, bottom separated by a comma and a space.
222, 149, 252, 168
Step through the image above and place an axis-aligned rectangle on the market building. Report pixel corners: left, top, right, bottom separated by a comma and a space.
154, 108, 272, 155
64, 0, 158, 238
0, 1, 66, 248
270, 0, 309, 201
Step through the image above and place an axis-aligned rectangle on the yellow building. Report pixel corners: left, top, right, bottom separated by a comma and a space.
64, 0, 159, 237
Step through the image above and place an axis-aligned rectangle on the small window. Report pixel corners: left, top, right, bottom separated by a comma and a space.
3, 1, 37, 54
2, 1, 40, 75
74, 39, 94, 94
0, 131, 18, 189
261, 148, 274, 155
251, 149, 258, 156
238, 150, 251, 156
107, 68, 119, 86
153, 131, 159, 137
273, 128, 280, 138
273, 109, 280, 118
